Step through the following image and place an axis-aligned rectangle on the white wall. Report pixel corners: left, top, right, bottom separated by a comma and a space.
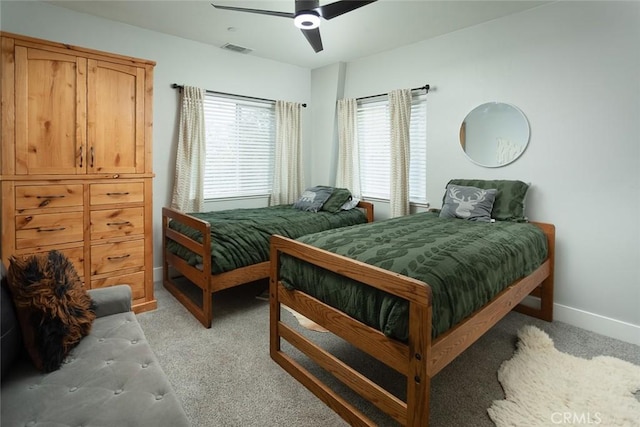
0, 0, 311, 270
308, 62, 346, 187
309, 1, 640, 344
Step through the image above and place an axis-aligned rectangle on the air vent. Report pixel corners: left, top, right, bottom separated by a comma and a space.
221, 43, 253, 54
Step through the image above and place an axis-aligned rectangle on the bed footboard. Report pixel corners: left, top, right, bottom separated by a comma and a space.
269, 222, 555, 426
162, 207, 213, 327
270, 235, 433, 426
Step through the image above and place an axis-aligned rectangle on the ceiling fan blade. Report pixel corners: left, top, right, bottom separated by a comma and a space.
211, 3, 294, 19
301, 27, 323, 53
318, 0, 377, 20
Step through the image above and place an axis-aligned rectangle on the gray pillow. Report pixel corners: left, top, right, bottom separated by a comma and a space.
293, 186, 334, 212
445, 179, 530, 222
439, 184, 498, 222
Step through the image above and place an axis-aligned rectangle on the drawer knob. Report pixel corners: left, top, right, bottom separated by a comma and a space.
107, 221, 132, 226
107, 254, 131, 261
106, 192, 130, 196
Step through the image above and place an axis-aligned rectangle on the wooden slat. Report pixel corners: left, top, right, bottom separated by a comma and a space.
429, 260, 550, 376
163, 206, 211, 232
210, 262, 269, 291
164, 252, 207, 290
271, 349, 378, 427
272, 235, 431, 305
280, 322, 407, 425
165, 227, 204, 255
277, 283, 409, 375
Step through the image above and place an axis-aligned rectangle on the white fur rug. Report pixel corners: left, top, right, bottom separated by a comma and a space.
256, 290, 328, 332
488, 326, 640, 427
282, 306, 329, 333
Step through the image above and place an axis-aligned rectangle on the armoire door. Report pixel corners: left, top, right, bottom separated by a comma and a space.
87, 59, 146, 174
13, 46, 87, 175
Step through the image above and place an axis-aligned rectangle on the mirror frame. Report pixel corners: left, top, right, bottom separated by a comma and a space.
459, 102, 530, 168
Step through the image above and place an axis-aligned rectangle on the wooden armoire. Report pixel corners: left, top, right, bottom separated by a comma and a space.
1, 32, 156, 313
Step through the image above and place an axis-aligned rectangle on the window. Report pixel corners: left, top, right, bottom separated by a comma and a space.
357, 94, 427, 204
203, 94, 275, 199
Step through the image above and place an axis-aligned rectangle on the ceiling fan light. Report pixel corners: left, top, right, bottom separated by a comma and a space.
294, 12, 320, 29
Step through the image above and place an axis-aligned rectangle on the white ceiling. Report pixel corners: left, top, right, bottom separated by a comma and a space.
47, 0, 548, 69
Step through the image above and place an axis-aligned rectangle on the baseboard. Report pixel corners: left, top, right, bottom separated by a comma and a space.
522, 296, 639, 346
553, 302, 640, 346
153, 265, 639, 346
153, 266, 162, 284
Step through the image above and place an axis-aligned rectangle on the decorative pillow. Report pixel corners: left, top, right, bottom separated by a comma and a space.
439, 184, 498, 222
321, 188, 352, 213
445, 179, 530, 222
6, 251, 96, 372
293, 186, 334, 213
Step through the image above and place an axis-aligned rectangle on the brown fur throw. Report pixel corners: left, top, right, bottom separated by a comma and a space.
6, 251, 96, 372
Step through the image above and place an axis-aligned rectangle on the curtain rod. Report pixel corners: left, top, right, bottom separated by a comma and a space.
171, 83, 307, 108
356, 84, 430, 102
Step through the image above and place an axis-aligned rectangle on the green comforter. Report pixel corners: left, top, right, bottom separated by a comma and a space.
280, 212, 548, 340
166, 205, 367, 274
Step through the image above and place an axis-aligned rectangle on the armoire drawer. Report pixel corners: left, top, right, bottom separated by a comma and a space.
15, 212, 84, 249
91, 271, 145, 300
90, 239, 144, 275
15, 184, 83, 211
91, 207, 144, 241
90, 182, 143, 205
19, 246, 86, 281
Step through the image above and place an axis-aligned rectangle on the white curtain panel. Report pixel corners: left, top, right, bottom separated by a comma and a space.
271, 101, 304, 205
389, 89, 412, 217
336, 98, 361, 199
171, 86, 205, 212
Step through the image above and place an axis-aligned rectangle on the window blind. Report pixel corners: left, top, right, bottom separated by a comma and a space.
202, 94, 275, 199
357, 94, 427, 204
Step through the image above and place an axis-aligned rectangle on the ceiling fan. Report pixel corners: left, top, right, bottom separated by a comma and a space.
211, 0, 377, 53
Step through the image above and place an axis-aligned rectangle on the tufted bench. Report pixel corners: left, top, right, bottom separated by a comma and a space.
1, 284, 191, 427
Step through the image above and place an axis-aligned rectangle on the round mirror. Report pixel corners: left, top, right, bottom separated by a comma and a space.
459, 102, 530, 167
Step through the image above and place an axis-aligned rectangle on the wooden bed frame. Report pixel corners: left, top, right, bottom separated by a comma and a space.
162, 201, 374, 328
269, 221, 555, 426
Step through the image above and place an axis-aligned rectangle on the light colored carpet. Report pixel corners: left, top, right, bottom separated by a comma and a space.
137, 280, 640, 426
488, 325, 640, 426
